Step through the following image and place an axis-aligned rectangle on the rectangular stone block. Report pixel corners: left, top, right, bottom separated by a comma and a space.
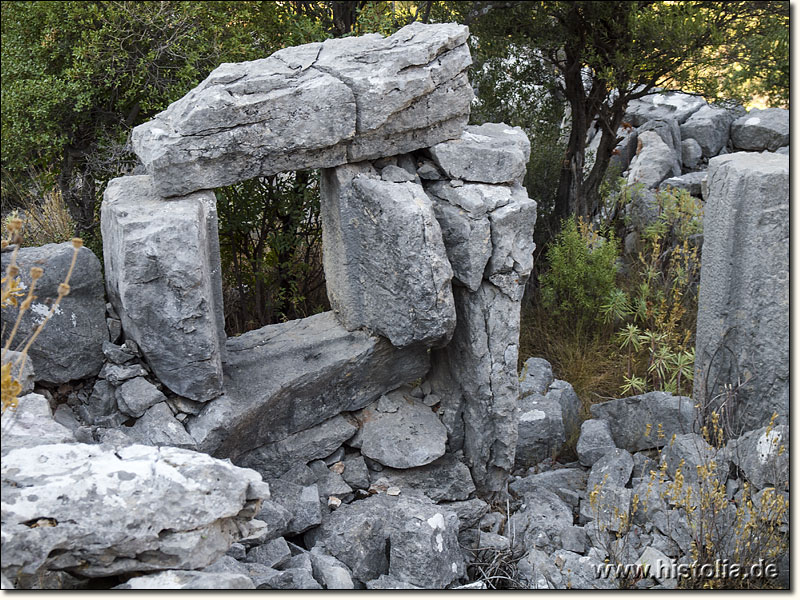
186, 312, 430, 459
694, 152, 789, 430
320, 164, 456, 348
132, 23, 472, 197
101, 175, 225, 402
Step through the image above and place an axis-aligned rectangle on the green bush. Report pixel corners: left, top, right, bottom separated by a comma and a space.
539, 216, 619, 336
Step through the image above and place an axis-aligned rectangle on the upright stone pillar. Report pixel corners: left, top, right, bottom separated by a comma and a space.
423, 124, 536, 493
694, 152, 789, 430
101, 175, 226, 402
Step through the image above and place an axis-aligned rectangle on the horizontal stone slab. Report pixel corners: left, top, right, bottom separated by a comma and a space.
131, 22, 472, 197
186, 311, 430, 459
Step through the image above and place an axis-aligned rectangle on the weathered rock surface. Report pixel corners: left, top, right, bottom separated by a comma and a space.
305, 493, 464, 588
1, 350, 34, 395
269, 480, 322, 535
431, 282, 523, 492
589, 392, 696, 452
123, 401, 197, 449
368, 453, 475, 501
576, 419, 616, 467
726, 425, 788, 490
1, 393, 76, 452
508, 487, 574, 554
516, 391, 565, 468
186, 311, 429, 459
115, 570, 255, 589
115, 376, 167, 418
660, 433, 729, 492
320, 164, 455, 347
660, 172, 706, 197
519, 357, 555, 398
694, 152, 788, 430
428, 123, 530, 184
1, 243, 106, 383
358, 390, 448, 468
624, 91, 706, 126
627, 130, 679, 189
236, 414, 356, 479
730, 108, 789, 152
102, 176, 226, 402
1, 443, 269, 583
131, 23, 473, 197
681, 138, 703, 169
587, 448, 634, 490
680, 105, 734, 157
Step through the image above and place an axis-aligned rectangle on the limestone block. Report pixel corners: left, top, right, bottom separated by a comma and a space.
730, 108, 789, 152
320, 165, 455, 348
101, 176, 226, 402
132, 23, 473, 197
694, 152, 788, 430
680, 105, 734, 157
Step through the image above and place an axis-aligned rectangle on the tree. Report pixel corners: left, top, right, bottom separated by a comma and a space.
449, 1, 788, 229
1, 1, 326, 234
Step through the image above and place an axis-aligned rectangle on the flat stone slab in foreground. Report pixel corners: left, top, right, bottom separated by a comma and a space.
1, 443, 269, 582
132, 22, 472, 197
187, 311, 429, 460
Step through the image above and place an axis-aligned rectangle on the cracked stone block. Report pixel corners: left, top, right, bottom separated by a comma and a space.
101, 176, 226, 403
320, 164, 455, 348
131, 23, 473, 197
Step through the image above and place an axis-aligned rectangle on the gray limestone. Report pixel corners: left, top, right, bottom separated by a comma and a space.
115, 571, 255, 589
1, 393, 76, 453
576, 419, 616, 467
268, 480, 322, 535
0, 443, 268, 582
131, 23, 472, 197
1, 243, 106, 384
358, 389, 448, 468
693, 152, 788, 430
730, 108, 789, 151
428, 123, 530, 184
236, 414, 357, 479
367, 453, 475, 501
1, 350, 34, 395
320, 164, 455, 347
186, 311, 429, 459
627, 130, 680, 189
624, 91, 706, 126
681, 138, 703, 169
589, 391, 696, 452
660, 171, 706, 197
115, 376, 167, 418
680, 105, 734, 157
726, 425, 788, 490
101, 175, 226, 402
124, 402, 197, 449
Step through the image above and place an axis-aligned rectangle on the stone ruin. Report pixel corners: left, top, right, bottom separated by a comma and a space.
100, 22, 537, 493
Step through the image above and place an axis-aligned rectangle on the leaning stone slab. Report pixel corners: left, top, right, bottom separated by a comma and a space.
320, 164, 455, 347
589, 391, 696, 452
186, 311, 429, 459
730, 108, 789, 152
428, 123, 530, 184
0, 443, 269, 583
1, 243, 106, 384
627, 130, 679, 189
132, 22, 472, 197
693, 152, 788, 430
101, 176, 226, 402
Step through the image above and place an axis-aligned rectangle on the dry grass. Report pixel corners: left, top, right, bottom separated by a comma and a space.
519, 300, 628, 416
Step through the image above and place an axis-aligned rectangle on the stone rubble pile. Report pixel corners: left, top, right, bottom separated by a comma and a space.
0, 22, 789, 590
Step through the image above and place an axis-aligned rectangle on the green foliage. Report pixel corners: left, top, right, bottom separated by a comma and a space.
216, 172, 328, 334
539, 216, 619, 336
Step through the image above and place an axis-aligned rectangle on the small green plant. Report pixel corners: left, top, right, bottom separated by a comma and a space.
539, 216, 620, 337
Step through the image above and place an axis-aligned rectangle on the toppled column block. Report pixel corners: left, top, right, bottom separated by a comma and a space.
428, 123, 530, 184
694, 152, 788, 430
131, 22, 473, 197
320, 163, 456, 348
101, 176, 226, 402
186, 312, 430, 460
1, 243, 106, 383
